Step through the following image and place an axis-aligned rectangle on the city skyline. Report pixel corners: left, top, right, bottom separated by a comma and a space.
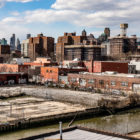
0, 0, 140, 42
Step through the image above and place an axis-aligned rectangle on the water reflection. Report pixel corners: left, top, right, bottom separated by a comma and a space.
0, 108, 140, 140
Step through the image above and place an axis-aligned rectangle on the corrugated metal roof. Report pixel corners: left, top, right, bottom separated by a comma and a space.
20, 127, 139, 140
42, 129, 129, 140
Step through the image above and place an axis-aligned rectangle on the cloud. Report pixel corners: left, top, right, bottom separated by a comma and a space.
0, 22, 30, 42
3, 1, 140, 28
1, 0, 140, 41
51, 0, 130, 11
2, 0, 139, 27
6, 0, 33, 2
10, 11, 20, 16
0, 0, 36, 8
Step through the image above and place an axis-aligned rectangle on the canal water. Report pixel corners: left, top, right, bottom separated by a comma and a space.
0, 108, 140, 140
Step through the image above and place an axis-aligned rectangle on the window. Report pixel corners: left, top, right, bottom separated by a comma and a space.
111, 81, 116, 86
79, 78, 86, 86
50, 70, 53, 73
71, 78, 77, 82
121, 82, 128, 87
99, 80, 104, 85
88, 79, 95, 84
46, 70, 49, 73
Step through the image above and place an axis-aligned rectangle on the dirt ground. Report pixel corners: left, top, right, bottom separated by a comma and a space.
0, 97, 85, 124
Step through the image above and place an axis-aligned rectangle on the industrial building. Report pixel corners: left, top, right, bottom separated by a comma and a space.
41, 66, 87, 83
93, 61, 128, 73
0, 64, 29, 74
0, 72, 28, 85
108, 24, 137, 60
68, 72, 140, 92
82, 61, 128, 73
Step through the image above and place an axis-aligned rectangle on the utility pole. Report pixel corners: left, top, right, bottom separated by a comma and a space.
59, 122, 63, 140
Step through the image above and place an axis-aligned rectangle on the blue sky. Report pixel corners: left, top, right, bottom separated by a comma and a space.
0, 0, 140, 42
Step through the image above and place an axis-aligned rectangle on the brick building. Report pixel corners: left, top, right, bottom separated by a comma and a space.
64, 45, 101, 61
0, 73, 28, 84
0, 45, 10, 63
68, 72, 140, 92
109, 36, 137, 59
0, 64, 29, 74
41, 66, 87, 83
28, 34, 54, 61
93, 61, 128, 73
82, 61, 128, 73
56, 30, 101, 62
24, 57, 58, 67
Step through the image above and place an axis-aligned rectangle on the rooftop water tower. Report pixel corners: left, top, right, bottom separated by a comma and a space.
120, 23, 128, 36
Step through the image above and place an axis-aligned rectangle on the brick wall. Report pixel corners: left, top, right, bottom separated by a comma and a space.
93, 61, 128, 73
0, 64, 28, 74
109, 37, 137, 59
68, 73, 140, 91
41, 67, 59, 82
101, 62, 128, 73
28, 35, 54, 61
83, 61, 93, 72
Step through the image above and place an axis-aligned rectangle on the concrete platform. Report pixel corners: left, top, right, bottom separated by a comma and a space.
0, 97, 85, 124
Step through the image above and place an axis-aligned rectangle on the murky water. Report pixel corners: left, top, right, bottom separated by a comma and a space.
0, 108, 140, 140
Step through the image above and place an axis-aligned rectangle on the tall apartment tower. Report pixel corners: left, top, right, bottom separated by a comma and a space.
56, 30, 101, 62
10, 34, 16, 51
28, 34, 54, 61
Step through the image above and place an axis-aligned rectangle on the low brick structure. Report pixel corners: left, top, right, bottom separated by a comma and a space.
68, 72, 140, 92
41, 66, 87, 83
0, 64, 29, 74
93, 61, 128, 73
0, 73, 28, 84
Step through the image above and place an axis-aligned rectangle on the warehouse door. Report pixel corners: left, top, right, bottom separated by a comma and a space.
133, 84, 140, 92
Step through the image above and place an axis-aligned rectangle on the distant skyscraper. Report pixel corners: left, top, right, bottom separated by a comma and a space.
21, 39, 29, 57
0, 38, 7, 45
16, 38, 21, 51
10, 34, 16, 51
27, 34, 31, 39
